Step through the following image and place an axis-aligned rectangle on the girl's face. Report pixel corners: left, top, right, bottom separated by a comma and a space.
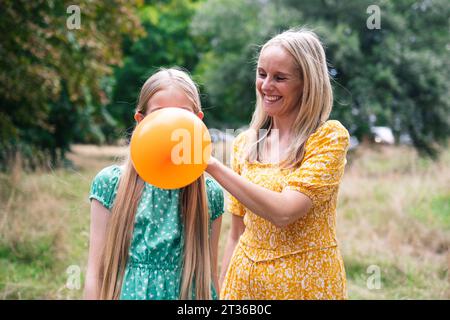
256, 45, 303, 118
134, 87, 204, 122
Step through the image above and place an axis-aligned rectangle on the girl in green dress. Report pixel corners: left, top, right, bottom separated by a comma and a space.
83, 68, 224, 300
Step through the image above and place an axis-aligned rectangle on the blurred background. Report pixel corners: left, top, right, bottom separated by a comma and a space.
0, 0, 448, 299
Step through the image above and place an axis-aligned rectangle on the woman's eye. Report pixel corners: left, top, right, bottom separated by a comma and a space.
275, 76, 286, 81
258, 72, 266, 78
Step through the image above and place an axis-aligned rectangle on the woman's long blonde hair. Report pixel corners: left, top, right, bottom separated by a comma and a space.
247, 28, 333, 168
98, 68, 213, 300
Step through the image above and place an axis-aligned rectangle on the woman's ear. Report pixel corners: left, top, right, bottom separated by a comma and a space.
134, 112, 145, 123
197, 111, 204, 120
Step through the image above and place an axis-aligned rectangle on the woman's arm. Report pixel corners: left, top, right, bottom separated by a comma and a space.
219, 215, 245, 287
206, 158, 312, 228
210, 216, 222, 295
83, 199, 110, 299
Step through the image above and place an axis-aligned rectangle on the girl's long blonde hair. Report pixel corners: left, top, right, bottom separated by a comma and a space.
98, 68, 212, 300
247, 28, 333, 167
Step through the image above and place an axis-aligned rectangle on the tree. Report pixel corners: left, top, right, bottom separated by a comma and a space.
191, 0, 450, 156
108, 0, 206, 140
0, 0, 144, 169
286, 0, 450, 157
191, 0, 303, 127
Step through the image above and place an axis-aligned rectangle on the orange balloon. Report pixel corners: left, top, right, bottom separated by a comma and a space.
130, 107, 212, 189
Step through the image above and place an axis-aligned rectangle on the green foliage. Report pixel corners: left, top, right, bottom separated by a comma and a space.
108, 0, 205, 138
191, 0, 450, 156
0, 0, 144, 169
191, 0, 303, 127
1, 0, 449, 170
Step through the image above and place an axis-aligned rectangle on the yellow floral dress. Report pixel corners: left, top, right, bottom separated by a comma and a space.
220, 120, 350, 300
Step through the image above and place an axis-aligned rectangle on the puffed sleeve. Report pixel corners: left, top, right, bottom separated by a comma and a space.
284, 121, 350, 204
206, 177, 224, 221
227, 132, 247, 217
89, 165, 122, 210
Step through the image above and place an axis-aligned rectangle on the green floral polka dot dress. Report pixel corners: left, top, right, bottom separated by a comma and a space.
89, 165, 224, 300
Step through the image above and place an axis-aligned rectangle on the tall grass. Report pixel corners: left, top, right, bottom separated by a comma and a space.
337, 145, 449, 299
0, 145, 125, 299
0, 143, 448, 299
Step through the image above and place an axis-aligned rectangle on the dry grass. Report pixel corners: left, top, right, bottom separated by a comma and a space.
0, 142, 448, 299
337, 145, 449, 299
0, 145, 116, 299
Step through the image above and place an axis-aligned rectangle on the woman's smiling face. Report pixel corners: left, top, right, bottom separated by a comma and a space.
256, 45, 303, 118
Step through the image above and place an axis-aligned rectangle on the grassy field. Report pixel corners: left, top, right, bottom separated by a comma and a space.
0, 143, 449, 299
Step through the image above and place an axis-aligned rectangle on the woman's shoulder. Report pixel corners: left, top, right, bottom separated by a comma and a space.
302, 120, 350, 156
230, 129, 255, 158
309, 120, 350, 143
232, 130, 249, 147
319, 120, 349, 136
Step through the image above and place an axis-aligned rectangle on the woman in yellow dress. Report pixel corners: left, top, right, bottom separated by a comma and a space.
205, 28, 350, 299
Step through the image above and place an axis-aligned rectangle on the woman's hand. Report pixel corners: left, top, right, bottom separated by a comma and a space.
206, 156, 221, 175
